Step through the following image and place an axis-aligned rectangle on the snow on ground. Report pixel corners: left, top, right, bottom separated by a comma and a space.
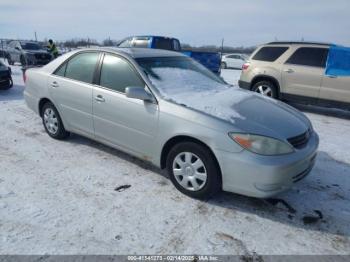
0, 67, 349, 255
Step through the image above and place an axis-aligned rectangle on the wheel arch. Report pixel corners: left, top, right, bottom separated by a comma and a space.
251, 75, 281, 98
38, 97, 54, 117
160, 135, 222, 181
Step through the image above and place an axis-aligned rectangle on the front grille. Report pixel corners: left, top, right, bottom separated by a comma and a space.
0, 73, 10, 81
287, 129, 311, 149
34, 53, 51, 60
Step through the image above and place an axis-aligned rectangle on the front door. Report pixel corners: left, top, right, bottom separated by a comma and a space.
92, 53, 158, 159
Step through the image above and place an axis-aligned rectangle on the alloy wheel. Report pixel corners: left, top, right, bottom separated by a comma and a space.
255, 85, 273, 97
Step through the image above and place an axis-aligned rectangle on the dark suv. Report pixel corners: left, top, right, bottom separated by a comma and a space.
6, 40, 52, 66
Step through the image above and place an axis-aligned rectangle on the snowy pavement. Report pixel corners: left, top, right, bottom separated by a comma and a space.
0, 65, 349, 255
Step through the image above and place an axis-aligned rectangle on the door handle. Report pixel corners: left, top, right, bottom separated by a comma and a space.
95, 95, 105, 102
283, 69, 294, 73
51, 81, 59, 88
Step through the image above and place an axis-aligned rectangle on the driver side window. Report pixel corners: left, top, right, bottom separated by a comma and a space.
99, 54, 144, 93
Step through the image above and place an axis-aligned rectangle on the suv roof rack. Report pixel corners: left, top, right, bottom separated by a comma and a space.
266, 41, 332, 46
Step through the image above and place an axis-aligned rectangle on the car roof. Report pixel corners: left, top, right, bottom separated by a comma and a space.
94, 47, 185, 58
266, 41, 332, 46
19, 41, 40, 45
123, 35, 179, 40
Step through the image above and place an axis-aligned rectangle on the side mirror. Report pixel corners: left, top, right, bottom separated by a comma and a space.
125, 86, 155, 103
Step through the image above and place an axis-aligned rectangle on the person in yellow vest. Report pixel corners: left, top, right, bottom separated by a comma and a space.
47, 39, 59, 59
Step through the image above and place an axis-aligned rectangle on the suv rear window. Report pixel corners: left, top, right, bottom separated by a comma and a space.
285, 47, 329, 68
252, 47, 289, 62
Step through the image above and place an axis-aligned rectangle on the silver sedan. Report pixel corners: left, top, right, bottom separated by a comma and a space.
24, 48, 319, 199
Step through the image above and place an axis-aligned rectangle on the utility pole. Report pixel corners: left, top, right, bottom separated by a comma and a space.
34, 31, 38, 42
221, 38, 224, 54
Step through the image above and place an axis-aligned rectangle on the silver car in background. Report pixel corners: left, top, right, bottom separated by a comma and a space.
24, 48, 319, 199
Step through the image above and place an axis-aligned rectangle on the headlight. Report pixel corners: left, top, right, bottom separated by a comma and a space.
229, 133, 294, 155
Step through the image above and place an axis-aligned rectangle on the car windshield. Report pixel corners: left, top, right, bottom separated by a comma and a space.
136, 56, 227, 97
21, 42, 41, 50
137, 56, 250, 123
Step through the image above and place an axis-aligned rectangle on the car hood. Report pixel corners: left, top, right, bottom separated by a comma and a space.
231, 91, 310, 139
147, 68, 310, 139
24, 50, 49, 55
164, 86, 310, 140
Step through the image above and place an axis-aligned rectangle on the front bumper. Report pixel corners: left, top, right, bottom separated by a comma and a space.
26, 54, 52, 66
0, 74, 12, 89
215, 131, 319, 198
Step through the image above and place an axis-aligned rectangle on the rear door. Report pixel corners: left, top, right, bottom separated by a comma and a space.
281, 47, 328, 99
92, 53, 158, 158
49, 51, 100, 137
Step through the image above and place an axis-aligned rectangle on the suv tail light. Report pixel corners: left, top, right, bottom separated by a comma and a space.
242, 63, 250, 70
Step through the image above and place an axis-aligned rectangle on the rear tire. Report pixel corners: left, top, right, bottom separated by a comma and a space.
166, 142, 221, 199
252, 80, 277, 99
41, 102, 70, 140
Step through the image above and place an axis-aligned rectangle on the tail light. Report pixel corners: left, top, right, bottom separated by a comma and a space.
242, 63, 250, 70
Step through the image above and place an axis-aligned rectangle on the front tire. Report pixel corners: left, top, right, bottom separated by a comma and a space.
166, 142, 221, 199
221, 62, 227, 69
41, 102, 69, 140
252, 80, 277, 99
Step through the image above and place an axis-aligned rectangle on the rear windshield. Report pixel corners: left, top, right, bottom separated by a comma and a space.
252, 46, 289, 62
21, 42, 41, 50
153, 38, 174, 50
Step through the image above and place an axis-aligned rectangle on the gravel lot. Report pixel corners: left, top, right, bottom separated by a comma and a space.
0, 65, 349, 255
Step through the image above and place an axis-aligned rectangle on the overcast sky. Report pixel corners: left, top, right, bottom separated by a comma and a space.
1, 0, 350, 46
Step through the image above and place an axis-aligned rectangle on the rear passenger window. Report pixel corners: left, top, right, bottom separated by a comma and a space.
64, 52, 99, 83
285, 47, 329, 68
99, 54, 144, 93
252, 47, 289, 62
55, 63, 67, 77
